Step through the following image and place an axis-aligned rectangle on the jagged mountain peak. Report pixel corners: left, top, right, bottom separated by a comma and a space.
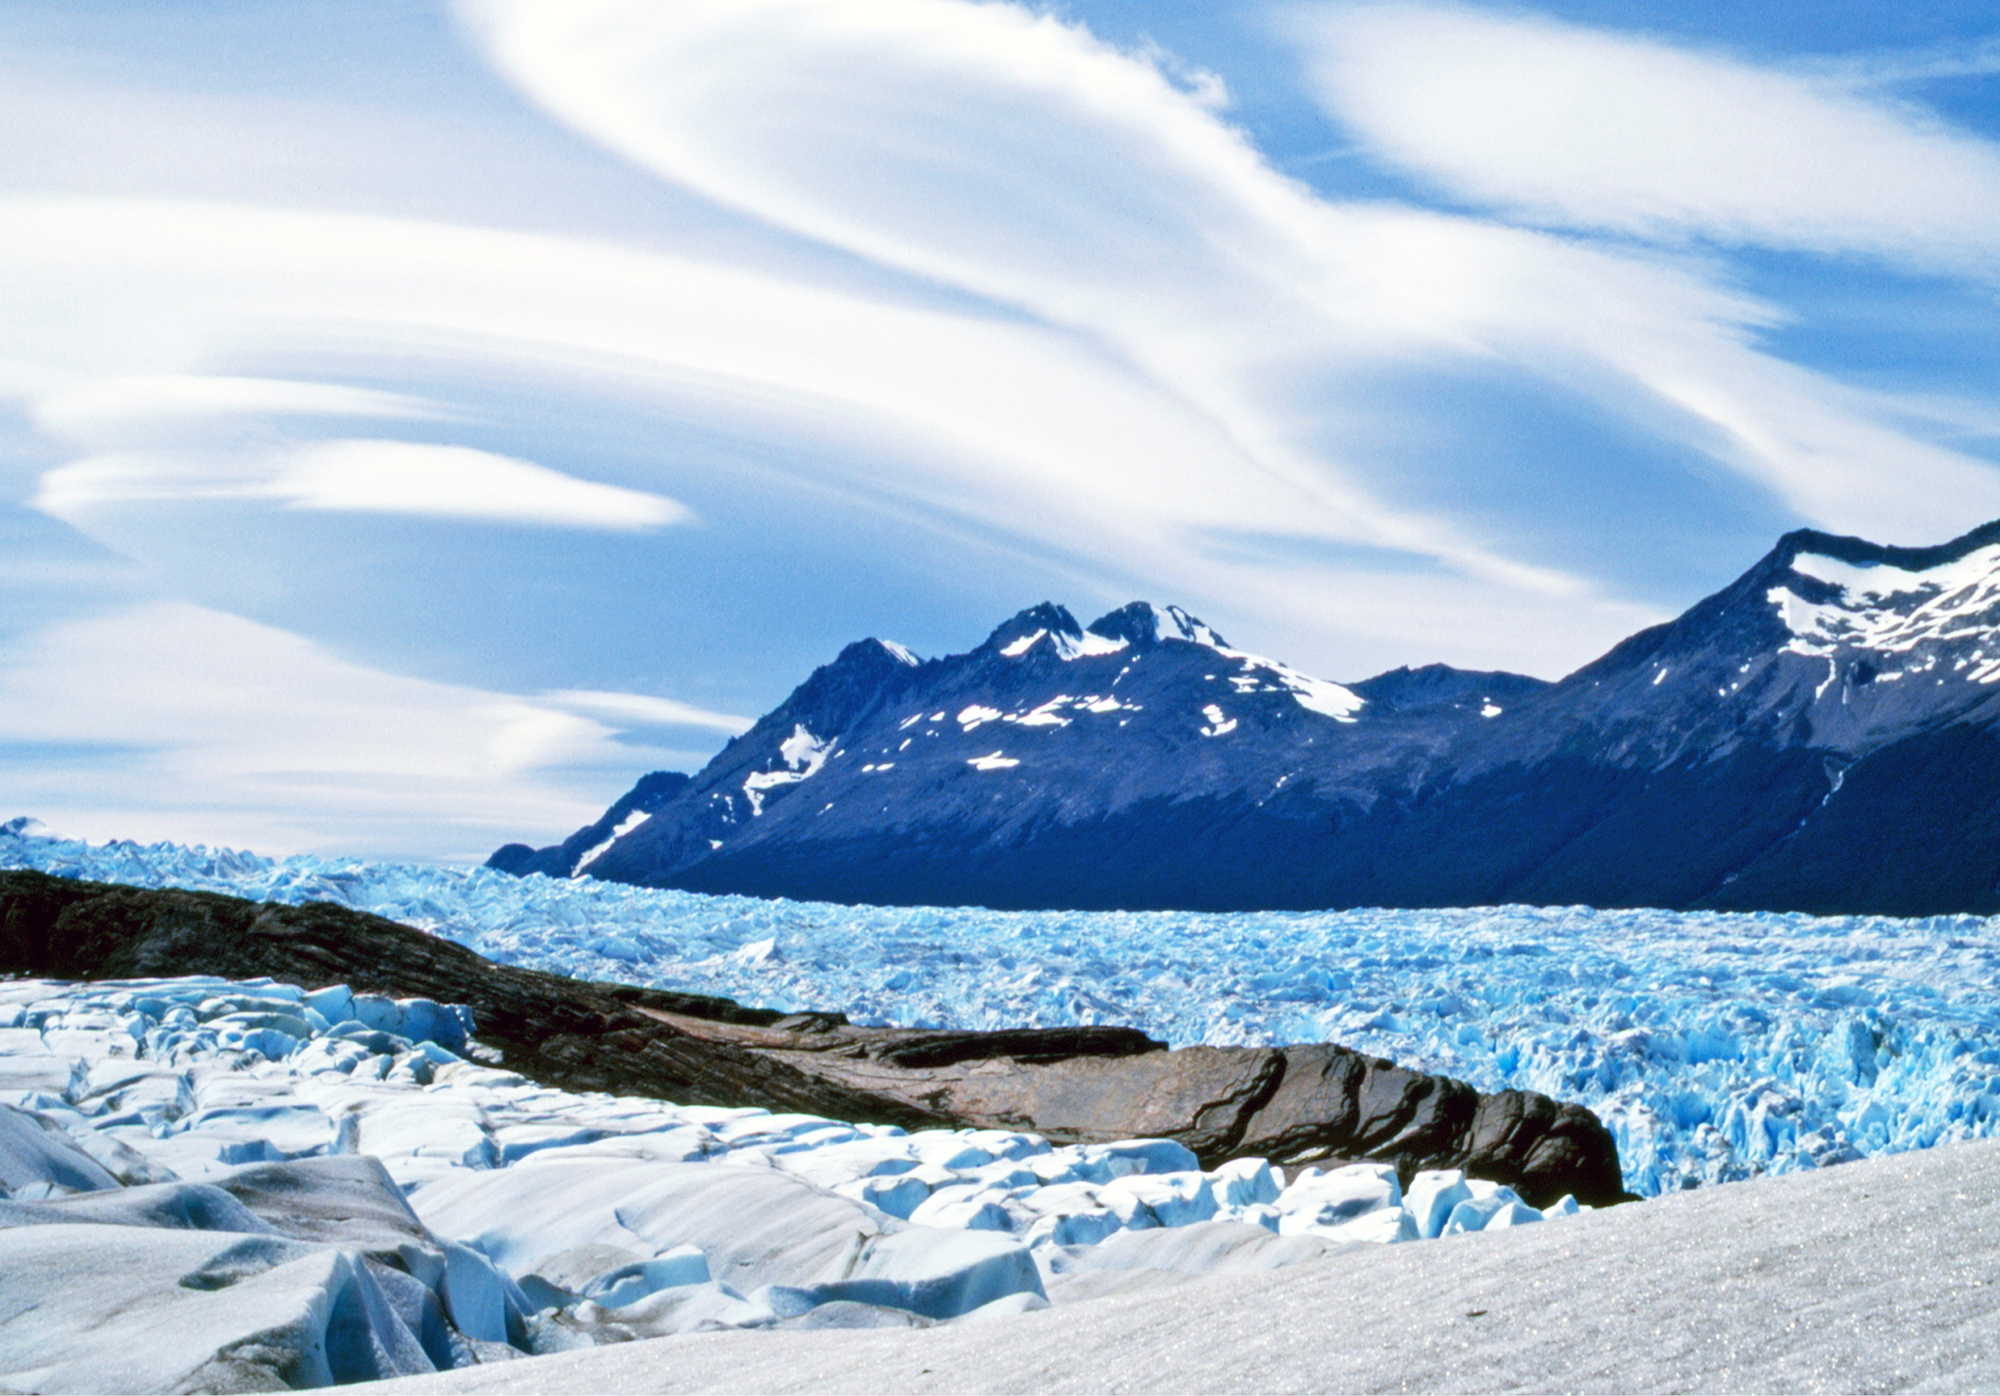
1765, 517, 2000, 575
1087, 602, 1229, 651
491, 520, 2000, 916
872, 637, 922, 667
1763, 525, 2000, 666
762, 636, 927, 740
981, 601, 1130, 662
1349, 663, 1551, 716
982, 601, 1235, 661
1568, 518, 2000, 686
981, 602, 1084, 653
828, 636, 923, 669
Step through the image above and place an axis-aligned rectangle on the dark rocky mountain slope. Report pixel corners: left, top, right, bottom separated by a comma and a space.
496, 521, 2000, 915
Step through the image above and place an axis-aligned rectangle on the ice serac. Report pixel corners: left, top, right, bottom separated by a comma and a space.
0, 1103, 121, 1196
496, 520, 2000, 915
0, 872, 1627, 1208
0, 1151, 526, 1391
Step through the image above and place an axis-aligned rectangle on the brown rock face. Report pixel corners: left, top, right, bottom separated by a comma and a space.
0, 870, 1629, 1206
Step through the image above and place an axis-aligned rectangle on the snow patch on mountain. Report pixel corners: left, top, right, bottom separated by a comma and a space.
572, 808, 650, 877
1057, 630, 1129, 660
1793, 546, 2000, 603
740, 774, 791, 818
943, 696, 1143, 736
999, 628, 1130, 661
1094, 604, 1359, 721
740, 725, 834, 817
777, 725, 832, 773
1013, 698, 1072, 728
1151, 604, 1224, 648
1213, 649, 1365, 722
1770, 543, 2000, 672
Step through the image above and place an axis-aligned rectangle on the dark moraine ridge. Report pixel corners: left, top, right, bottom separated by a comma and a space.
0, 870, 1628, 1208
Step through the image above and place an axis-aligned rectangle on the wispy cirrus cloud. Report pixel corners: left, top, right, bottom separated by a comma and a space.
3, 0, 1997, 860
35, 439, 691, 532
2, 0, 1986, 680
457, 0, 2000, 557
1293, 3, 2000, 275
28, 375, 445, 450
0, 600, 667, 858
540, 689, 752, 735
0, 193, 1344, 595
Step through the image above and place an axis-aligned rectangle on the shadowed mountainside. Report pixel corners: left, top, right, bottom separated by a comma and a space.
499, 520, 2000, 916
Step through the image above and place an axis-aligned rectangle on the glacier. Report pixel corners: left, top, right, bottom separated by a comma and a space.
0, 965, 1562, 1385
6, 823, 1999, 1198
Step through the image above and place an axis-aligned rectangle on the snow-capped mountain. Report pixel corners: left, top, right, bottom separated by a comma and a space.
492, 521, 2000, 915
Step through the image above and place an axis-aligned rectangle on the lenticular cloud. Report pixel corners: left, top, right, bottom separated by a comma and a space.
1297, 3, 2000, 274
7, 825, 1999, 1198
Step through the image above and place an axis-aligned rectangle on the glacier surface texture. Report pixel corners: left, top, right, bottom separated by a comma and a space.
7, 827, 2000, 1197
0, 966, 1565, 1386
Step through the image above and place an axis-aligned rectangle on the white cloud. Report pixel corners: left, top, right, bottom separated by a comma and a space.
455, 0, 2000, 560
1826, 36, 2000, 86
3, 0, 1996, 711
267, 440, 689, 530
0, 192, 1622, 679
0, 195, 1277, 548
456, 0, 1528, 568
1295, 3, 2000, 274
0, 601, 704, 859
542, 689, 753, 734
32, 438, 690, 531
29, 374, 444, 451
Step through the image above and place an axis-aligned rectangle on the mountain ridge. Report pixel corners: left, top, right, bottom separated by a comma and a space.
492, 519, 2000, 915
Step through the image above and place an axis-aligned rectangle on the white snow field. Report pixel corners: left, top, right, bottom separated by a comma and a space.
0, 971, 1572, 1390
363, 1135, 2000, 1396
7, 824, 2000, 1197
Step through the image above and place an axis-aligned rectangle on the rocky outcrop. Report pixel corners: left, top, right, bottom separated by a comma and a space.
0, 870, 1628, 1207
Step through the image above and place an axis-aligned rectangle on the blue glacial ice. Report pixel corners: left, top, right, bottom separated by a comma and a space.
6, 825, 2000, 1198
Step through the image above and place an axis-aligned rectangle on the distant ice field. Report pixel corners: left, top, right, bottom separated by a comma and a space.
8, 828, 2000, 1198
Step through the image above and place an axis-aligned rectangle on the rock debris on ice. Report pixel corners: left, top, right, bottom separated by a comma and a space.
7, 826, 1997, 1198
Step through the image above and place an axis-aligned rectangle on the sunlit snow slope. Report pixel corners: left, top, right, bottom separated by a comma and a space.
369, 1137, 2000, 1396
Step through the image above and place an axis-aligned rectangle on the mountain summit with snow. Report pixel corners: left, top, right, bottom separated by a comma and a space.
493, 521, 2000, 915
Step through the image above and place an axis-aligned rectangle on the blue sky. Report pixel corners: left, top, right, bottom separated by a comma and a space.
1, 0, 1996, 859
